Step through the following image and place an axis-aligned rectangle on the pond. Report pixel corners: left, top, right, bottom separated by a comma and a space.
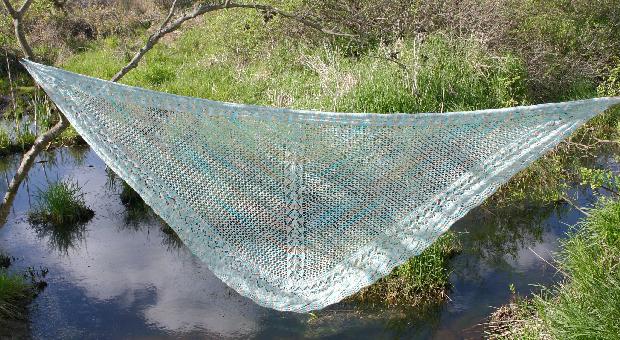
0, 146, 607, 339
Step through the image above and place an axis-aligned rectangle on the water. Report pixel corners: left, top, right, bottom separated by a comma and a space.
0, 146, 605, 339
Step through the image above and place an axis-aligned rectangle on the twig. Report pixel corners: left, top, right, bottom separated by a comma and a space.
560, 194, 591, 217
1, 0, 35, 59
112, 1, 355, 81
527, 246, 565, 276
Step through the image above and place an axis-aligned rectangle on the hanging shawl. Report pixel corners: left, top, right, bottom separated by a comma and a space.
22, 60, 620, 312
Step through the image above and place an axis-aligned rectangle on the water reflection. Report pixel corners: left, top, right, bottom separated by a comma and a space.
0, 146, 603, 339
30, 222, 87, 255
66, 145, 89, 167
160, 222, 184, 252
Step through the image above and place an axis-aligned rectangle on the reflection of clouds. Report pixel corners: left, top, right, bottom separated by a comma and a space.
64, 223, 260, 337
68, 191, 262, 337
5, 149, 262, 337
510, 232, 559, 271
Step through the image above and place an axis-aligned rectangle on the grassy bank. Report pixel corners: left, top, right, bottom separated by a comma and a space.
0, 269, 33, 320
487, 199, 620, 339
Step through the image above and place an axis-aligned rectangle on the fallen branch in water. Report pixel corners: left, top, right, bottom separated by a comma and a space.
560, 194, 591, 217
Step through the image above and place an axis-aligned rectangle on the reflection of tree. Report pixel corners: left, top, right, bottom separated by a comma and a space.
120, 182, 152, 227
105, 168, 153, 226
0, 154, 18, 187
451, 202, 570, 277
66, 145, 89, 167
105, 169, 185, 252
298, 302, 443, 339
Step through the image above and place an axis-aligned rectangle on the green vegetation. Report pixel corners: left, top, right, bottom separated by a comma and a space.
0, 127, 38, 156
487, 199, 620, 339
64, 20, 529, 114
1, 0, 619, 310
0, 270, 32, 319
0, 253, 45, 321
350, 232, 461, 306
28, 179, 94, 227
54, 126, 85, 147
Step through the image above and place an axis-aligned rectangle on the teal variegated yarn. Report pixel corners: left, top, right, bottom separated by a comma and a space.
22, 60, 620, 312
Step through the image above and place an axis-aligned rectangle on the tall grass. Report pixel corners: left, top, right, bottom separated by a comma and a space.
351, 232, 461, 306
28, 179, 94, 227
534, 200, 620, 339
63, 12, 528, 114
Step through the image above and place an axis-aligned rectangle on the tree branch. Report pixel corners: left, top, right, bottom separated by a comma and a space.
2, 0, 35, 59
0, 115, 69, 225
1, 0, 17, 17
112, 1, 355, 81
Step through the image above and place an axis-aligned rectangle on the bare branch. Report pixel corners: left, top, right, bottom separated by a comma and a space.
161, 0, 179, 28
560, 194, 591, 217
1, 0, 17, 17
112, 1, 355, 81
227, 2, 355, 38
16, 0, 33, 15
0, 114, 70, 225
1, 0, 35, 59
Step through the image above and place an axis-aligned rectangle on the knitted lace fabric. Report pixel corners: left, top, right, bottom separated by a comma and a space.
22, 60, 620, 312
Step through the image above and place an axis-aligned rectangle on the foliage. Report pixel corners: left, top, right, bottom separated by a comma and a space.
28, 179, 94, 227
350, 232, 461, 306
598, 59, 620, 97
0, 128, 10, 154
54, 125, 84, 146
579, 167, 620, 195
0, 128, 38, 155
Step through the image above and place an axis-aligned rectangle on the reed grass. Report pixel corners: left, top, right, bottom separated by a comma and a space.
28, 179, 94, 227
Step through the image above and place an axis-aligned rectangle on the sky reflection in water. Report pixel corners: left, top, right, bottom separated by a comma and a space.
0, 147, 600, 339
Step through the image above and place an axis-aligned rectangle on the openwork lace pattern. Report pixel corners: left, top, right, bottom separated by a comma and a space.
22, 60, 620, 312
